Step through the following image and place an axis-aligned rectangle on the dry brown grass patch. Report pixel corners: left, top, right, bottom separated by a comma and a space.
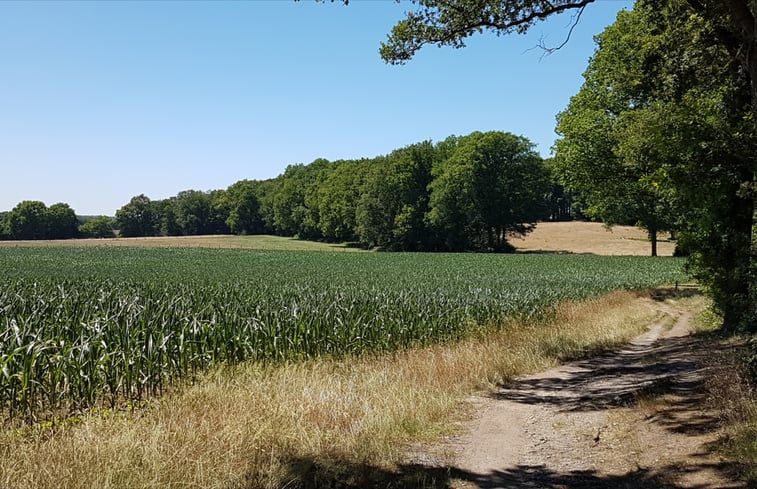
512, 221, 675, 256
0, 234, 362, 252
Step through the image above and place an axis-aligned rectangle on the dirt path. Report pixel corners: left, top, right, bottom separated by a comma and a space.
417, 300, 744, 488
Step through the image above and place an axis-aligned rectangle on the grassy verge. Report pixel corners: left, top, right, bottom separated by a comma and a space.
0, 290, 666, 489
721, 395, 757, 485
701, 314, 757, 485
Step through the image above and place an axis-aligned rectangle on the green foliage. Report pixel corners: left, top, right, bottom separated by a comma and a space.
5, 201, 49, 240
543, 159, 581, 221
355, 142, 436, 250
46, 203, 79, 239
316, 159, 368, 242
3, 201, 79, 240
273, 159, 331, 239
78, 216, 114, 239
429, 131, 549, 251
223, 180, 265, 235
553, 6, 683, 256
379, 0, 593, 64
151, 197, 181, 236
0, 246, 688, 421
555, 0, 755, 328
115, 194, 156, 237
174, 190, 228, 236
98, 131, 561, 250
138, 131, 550, 252
0, 213, 8, 240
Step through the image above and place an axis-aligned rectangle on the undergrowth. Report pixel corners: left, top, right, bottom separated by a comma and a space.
701, 304, 757, 486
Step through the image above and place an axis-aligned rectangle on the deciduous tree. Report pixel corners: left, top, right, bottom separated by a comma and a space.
429, 131, 549, 251
116, 194, 156, 237
6, 201, 49, 240
273, 159, 330, 238
555, 0, 753, 325
224, 180, 265, 235
46, 202, 79, 239
355, 142, 436, 250
79, 216, 114, 238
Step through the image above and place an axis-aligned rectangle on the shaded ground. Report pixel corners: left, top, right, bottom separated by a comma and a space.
281, 296, 745, 488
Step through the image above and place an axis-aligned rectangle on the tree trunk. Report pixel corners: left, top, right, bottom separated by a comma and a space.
748, 56, 757, 332
649, 222, 658, 257
718, 0, 757, 333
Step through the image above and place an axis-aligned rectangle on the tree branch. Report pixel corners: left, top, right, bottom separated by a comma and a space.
381, 0, 597, 64
535, 5, 587, 57
433, 0, 595, 37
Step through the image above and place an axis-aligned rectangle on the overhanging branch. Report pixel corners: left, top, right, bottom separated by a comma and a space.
381, 0, 597, 64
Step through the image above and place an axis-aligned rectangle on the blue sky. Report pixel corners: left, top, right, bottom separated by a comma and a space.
0, 0, 632, 216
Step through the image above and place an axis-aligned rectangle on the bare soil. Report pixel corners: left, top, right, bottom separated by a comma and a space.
411, 297, 744, 488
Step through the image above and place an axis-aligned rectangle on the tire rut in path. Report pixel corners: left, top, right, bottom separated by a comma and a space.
423, 300, 744, 489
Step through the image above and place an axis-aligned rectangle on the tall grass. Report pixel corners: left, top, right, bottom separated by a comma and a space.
0, 247, 688, 422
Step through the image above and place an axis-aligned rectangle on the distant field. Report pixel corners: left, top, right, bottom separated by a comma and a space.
0, 221, 671, 255
0, 234, 362, 252
512, 221, 675, 256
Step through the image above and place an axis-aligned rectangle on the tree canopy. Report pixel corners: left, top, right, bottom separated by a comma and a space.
115, 194, 155, 238
553, 3, 684, 256
429, 131, 548, 251
5, 201, 49, 240
554, 0, 754, 328
2, 201, 79, 240
78, 216, 115, 238
100, 131, 557, 252
379, 0, 595, 65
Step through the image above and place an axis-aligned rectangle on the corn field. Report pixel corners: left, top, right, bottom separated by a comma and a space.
0, 247, 687, 422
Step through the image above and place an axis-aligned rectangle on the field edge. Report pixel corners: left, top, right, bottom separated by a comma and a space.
0, 288, 706, 489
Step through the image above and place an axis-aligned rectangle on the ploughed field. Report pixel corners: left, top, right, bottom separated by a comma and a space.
0, 247, 687, 422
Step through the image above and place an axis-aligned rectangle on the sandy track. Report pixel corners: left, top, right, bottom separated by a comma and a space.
419, 300, 743, 488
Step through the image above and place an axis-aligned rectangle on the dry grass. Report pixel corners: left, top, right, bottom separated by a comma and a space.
512, 221, 676, 256
0, 291, 665, 489
0, 234, 363, 252
704, 336, 757, 484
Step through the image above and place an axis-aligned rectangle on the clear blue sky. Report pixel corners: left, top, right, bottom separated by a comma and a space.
0, 0, 632, 216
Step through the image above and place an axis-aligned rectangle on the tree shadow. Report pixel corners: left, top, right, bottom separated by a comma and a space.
650, 287, 703, 301
515, 249, 594, 255
488, 332, 720, 437
275, 457, 745, 488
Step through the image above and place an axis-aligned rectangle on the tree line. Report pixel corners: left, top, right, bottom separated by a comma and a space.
0, 202, 114, 240
0, 131, 573, 251
114, 131, 569, 251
